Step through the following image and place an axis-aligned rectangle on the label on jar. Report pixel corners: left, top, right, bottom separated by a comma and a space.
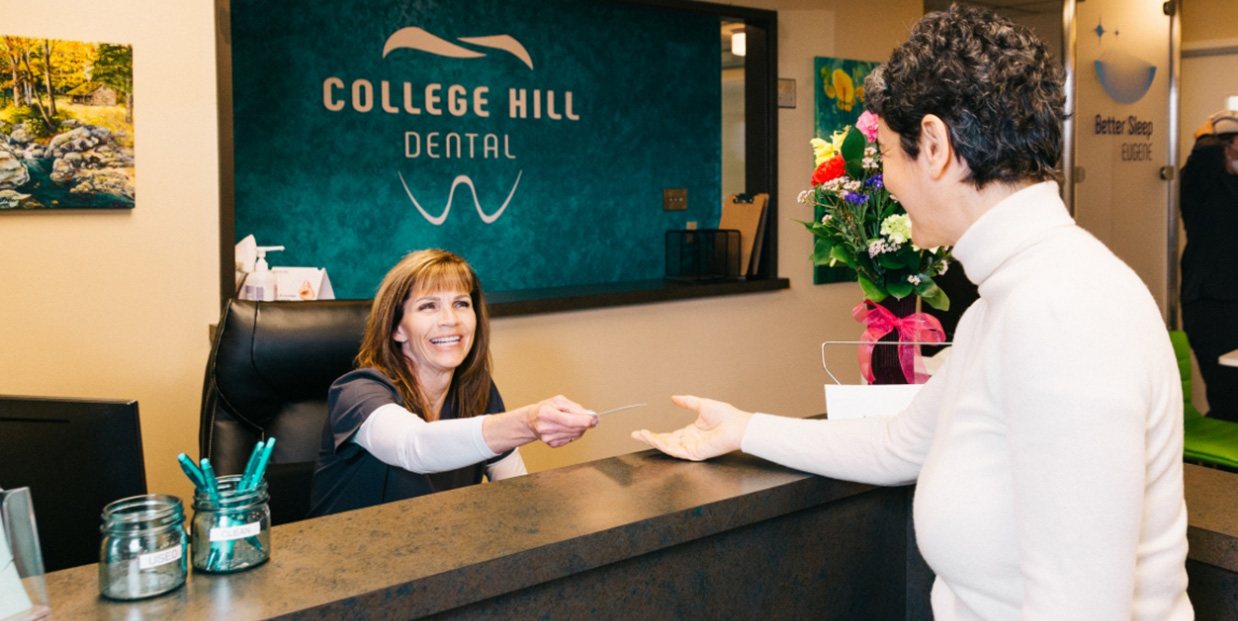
137, 545, 183, 570
209, 522, 261, 542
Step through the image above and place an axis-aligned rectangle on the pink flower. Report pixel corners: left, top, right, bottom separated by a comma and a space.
857, 110, 879, 143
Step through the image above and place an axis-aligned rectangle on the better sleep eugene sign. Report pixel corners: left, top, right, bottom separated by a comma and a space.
227, 0, 721, 298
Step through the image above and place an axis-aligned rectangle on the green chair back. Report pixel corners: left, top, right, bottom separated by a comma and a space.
1170, 330, 1238, 471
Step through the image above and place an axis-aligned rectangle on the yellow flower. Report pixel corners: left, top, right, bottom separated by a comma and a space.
824, 69, 856, 112
810, 130, 849, 166
810, 138, 831, 166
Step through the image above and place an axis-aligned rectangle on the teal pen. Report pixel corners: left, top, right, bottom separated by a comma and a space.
176, 453, 207, 490
242, 437, 276, 492
236, 439, 270, 555
199, 457, 230, 570
199, 458, 221, 502
240, 439, 266, 483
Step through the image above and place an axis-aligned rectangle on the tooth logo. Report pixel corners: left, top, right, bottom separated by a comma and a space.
397, 170, 521, 225
385, 26, 529, 226
1090, 17, 1157, 105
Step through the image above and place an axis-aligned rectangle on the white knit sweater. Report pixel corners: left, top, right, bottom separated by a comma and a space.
743, 182, 1192, 620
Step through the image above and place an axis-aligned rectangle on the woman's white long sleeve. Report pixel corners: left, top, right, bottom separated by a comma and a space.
353, 403, 498, 473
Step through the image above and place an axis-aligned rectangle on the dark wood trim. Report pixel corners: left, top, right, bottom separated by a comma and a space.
215, 0, 236, 307
487, 277, 790, 317
744, 13, 778, 280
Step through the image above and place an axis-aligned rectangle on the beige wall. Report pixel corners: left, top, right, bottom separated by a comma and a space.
1180, 0, 1238, 164
0, 0, 221, 504
1182, 0, 1238, 44
0, 0, 922, 504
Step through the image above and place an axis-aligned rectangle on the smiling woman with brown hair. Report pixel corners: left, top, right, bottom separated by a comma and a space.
309, 249, 597, 517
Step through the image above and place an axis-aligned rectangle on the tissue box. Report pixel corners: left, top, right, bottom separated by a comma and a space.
272, 267, 335, 301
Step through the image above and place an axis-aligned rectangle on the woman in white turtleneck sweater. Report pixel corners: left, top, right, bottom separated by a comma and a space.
633, 6, 1192, 620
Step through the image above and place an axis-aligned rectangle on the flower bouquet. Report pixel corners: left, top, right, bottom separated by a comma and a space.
800, 110, 952, 310
801, 111, 952, 384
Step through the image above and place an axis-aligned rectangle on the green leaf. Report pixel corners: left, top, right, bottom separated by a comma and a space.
876, 253, 901, 269
829, 244, 855, 269
841, 127, 867, 179
858, 275, 885, 302
886, 280, 914, 298
841, 126, 866, 162
811, 237, 834, 264
917, 280, 951, 311
876, 248, 913, 270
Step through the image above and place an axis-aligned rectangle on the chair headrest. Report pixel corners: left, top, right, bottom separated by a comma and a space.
209, 299, 372, 428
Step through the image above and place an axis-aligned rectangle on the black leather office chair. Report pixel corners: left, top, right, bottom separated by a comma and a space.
200, 299, 371, 524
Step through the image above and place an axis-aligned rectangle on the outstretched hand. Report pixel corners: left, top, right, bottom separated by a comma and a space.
630, 395, 753, 461
526, 395, 598, 448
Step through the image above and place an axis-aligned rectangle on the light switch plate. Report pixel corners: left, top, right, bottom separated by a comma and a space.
663, 188, 687, 211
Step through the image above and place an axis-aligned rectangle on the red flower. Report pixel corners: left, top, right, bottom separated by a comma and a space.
811, 155, 846, 185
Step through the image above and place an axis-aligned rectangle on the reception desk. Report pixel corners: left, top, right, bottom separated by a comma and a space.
40, 451, 1235, 619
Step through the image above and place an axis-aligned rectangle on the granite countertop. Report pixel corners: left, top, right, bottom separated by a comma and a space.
39, 456, 1237, 619
42, 450, 875, 619
1182, 463, 1238, 572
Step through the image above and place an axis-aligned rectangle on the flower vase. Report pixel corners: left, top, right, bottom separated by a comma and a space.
870, 296, 917, 385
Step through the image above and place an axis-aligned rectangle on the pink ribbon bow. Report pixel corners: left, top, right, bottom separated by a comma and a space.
852, 299, 947, 384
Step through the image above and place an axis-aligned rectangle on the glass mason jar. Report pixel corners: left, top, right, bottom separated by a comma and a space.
98, 494, 188, 600
191, 475, 270, 573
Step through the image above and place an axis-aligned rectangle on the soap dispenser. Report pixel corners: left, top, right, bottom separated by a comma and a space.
241, 245, 284, 301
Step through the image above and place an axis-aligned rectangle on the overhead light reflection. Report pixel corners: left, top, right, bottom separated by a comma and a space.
731, 30, 746, 57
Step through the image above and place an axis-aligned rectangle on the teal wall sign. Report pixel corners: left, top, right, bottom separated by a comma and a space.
229, 0, 721, 298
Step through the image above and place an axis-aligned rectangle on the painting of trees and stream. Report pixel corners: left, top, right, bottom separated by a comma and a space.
0, 36, 134, 210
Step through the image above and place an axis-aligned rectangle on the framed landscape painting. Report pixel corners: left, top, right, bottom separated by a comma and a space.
0, 35, 134, 210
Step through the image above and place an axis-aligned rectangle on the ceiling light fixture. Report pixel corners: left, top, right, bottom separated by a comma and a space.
731, 29, 746, 57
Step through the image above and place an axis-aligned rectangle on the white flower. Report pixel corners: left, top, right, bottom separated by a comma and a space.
867, 240, 885, 258
866, 239, 900, 257
862, 146, 880, 170
937, 261, 949, 275
881, 214, 913, 245
821, 213, 832, 224
797, 189, 812, 204
908, 275, 922, 285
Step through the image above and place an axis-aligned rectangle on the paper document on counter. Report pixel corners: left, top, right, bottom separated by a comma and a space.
824, 384, 922, 420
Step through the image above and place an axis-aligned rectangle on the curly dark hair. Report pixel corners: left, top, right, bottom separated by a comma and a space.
864, 4, 1066, 188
